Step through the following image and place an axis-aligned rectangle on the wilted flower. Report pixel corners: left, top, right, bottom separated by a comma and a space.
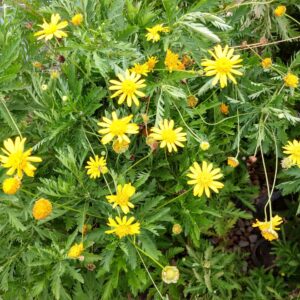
220, 103, 229, 115
274, 5, 286, 17
146, 56, 158, 71
281, 157, 294, 169
68, 243, 84, 258
261, 58, 272, 69
172, 224, 182, 235
284, 73, 299, 88
32, 61, 43, 69
41, 84, 48, 91
32, 198, 52, 220
165, 49, 185, 72
200, 141, 210, 151
187, 95, 198, 108
252, 215, 283, 241
146, 136, 159, 151
112, 140, 130, 154
162, 266, 180, 284
227, 156, 239, 168
2, 177, 21, 195
71, 13, 83, 26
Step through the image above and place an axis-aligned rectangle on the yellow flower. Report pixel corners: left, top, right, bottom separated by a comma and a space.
105, 216, 140, 238
98, 112, 139, 145
165, 49, 185, 72
187, 95, 198, 108
32, 61, 43, 69
85, 155, 108, 179
200, 141, 210, 151
71, 13, 83, 26
109, 70, 146, 107
32, 198, 52, 220
274, 5, 286, 17
201, 45, 243, 88
227, 156, 239, 168
112, 140, 130, 154
106, 183, 136, 214
187, 161, 224, 198
149, 119, 187, 153
162, 266, 180, 284
68, 243, 84, 258
261, 58, 272, 69
146, 56, 159, 71
252, 215, 283, 241
0, 136, 42, 178
129, 63, 149, 76
220, 103, 229, 115
283, 140, 300, 166
50, 69, 60, 79
172, 224, 182, 235
145, 24, 169, 42
34, 14, 68, 41
283, 73, 298, 88
41, 84, 48, 91
2, 177, 21, 195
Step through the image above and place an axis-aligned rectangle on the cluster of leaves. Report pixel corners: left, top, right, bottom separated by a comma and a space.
0, 0, 299, 299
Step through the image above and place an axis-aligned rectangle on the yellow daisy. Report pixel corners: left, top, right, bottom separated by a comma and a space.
71, 13, 83, 26
162, 266, 180, 284
129, 63, 149, 76
105, 216, 140, 238
283, 73, 299, 88
34, 13, 68, 41
97, 111, 139, 145
0, 136, 42, 178
68, 243, 84, 258
146, 56, 159, 71
261, 58, 272, 69
85, 155, 108, 179
109, 70, 146, 107
106, 183, 135, 214
187, 161, 224, 198
149, 119, 187, 153
283, 140, 300, 166
2, 177, 21, 195
274, 5, 286, 17
32, 198, 52, 220
145, 24, 169, 42
252, 215, 283, 241
165, 49, 185, 72
201, 45, 243, 88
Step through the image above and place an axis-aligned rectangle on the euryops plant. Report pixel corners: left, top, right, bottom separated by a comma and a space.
0, 1, 299, 299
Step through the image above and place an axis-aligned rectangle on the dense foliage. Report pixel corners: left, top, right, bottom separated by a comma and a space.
0, 0, 299, 299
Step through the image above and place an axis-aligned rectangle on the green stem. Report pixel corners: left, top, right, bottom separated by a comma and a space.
156, 188, 192, 210
122, 151, 152, 175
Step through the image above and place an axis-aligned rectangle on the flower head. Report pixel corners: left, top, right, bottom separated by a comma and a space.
0, 137, 42, 178
252, 215, 283, 241
2, 177, 21, 195
32, 61, 43, 69
274, 5, 286, 17
105, 216, 140, 238
220, 103, 229, 115
41, 84, 48, 91
201, 45, 243, 88
145, 24, 169, 42
200, 141, 210, 151
109, 70, 146, 107
112, 140, 130, 154
98, 112, 139, 145
172, 224, 182, 235
130, 63, 149, 76
85, 155, 108, 179
150, 119, 187, 153
187, 95, 198, 108
162, 266, 180, 284
50, 69, 60, 79
283, 140, 300, 166
261, 58, 272, 69
187, 161, 224, 198
32, 198, 52, 220
284, 73, 298, 88
68, 243, 84, 258
165, 49, 185, 72
227, 156, 239, 168
106, 183, 136, 214
71, 13, 83, 26
34, 14, 68, 41
281, 157, 294, 169
146, 56, 158, 71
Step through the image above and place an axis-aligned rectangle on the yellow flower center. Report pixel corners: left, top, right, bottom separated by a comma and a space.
116, 225, 131, 237
161, 129, 177, 143
121, 80, 137, 96
215, 57, 233, 74
197, 172, 213, 187
110, 120, 127, 135
116, 194, 129, 206
8, 151, 28, 169
45, 24, 58, 34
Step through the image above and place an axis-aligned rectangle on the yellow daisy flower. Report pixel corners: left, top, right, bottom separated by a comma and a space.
109, 70, 146, 107
162, 266, 180, 284
201, 45, 243, 88
105, 216, 140, 238
187, 161, 224, 198
274, 5, 286, 17
71, 13, 83, 26
200, 141, 210, 151
2, 177, 21, 195
85, 155, 108, 179
129, 63, 149, 76
97, 111, 139, 145
34, 13, 68, 41
106, 183, 136, 214
261, 58, 272, 69
283, 140, 300, 166
283, 73, 298, 88
32, 198, 52, 220
252, 215, 283, 241
146, 56, 159, 71
0, 136, 42, 178
149, 119, 187, 153
68, 243, 84, 258
165, 49, 185, 72
145, 24, 169, 42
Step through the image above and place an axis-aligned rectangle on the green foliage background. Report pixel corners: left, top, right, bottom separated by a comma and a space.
0, 0, 300, 299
